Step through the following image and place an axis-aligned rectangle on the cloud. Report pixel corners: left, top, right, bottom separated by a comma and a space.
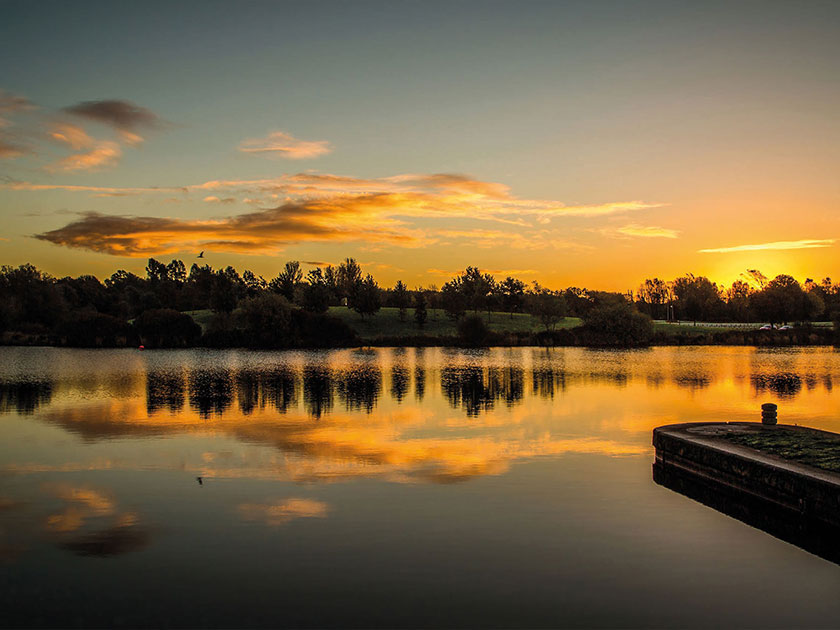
237, 498, 329, 526
62, 99, 161, 132
25, 171, 661, 255
614, 224, 680, 239
49, 123, 95, 150
47, 141, 122, 172
33, 198, 428, 256
0, 90, 35, 158
0, 90, 34, 120
699, 239, 836, 254
0, 139, 25, 159
202, 195, 236, 203
239, 130, 332, 159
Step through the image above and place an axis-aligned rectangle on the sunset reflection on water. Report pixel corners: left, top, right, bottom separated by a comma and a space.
2, 346, 840, 627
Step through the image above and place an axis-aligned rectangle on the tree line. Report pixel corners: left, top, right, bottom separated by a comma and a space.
0, 258, 837, 348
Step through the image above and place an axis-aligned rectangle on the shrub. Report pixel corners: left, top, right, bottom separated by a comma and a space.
236, 294, 293, 348
457, 314, 490, 346
581, 301, 653, 346
134, 309, 202, 348
55, 311, 137, 347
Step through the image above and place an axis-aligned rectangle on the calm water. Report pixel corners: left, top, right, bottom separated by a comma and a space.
2, 346, 840, 628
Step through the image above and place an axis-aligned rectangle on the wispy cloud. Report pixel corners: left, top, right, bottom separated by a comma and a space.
24, 171, 662, 256
0, 90, 35, 159
614, 224, 679, 239
699, 239, 836, 253
239, 131, 332, 159
237, 498, 329, 526
49, 123, 95, 150
47, 141, 122, 172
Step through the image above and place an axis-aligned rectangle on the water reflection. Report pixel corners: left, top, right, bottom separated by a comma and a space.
303, 365, 333, 419
4, 346, 840, 627
0, 379, 53, 414
189, 369, 234, 418
654, 461, 840, 567
146, 369, 185, 414
440, 366, 524, 416
751, 373, 803, 399
336, 364, 381, 413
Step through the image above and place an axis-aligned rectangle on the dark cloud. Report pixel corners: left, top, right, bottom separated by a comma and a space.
33, 196, 425, 256
62, 99, 161, 132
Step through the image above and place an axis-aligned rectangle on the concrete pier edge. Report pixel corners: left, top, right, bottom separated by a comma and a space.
653, 422, 840, 527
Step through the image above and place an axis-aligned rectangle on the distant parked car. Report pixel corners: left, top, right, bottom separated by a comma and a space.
778, 325, 793, 331
759, 325, 773, 331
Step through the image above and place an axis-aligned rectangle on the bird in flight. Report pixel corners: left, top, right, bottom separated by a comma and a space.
197, 251, 204, 258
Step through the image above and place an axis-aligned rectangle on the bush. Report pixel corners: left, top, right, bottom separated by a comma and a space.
581, 302, 653, 346
236, 294, 293, 348
457, 314, 490, 346
291, 310, 357, 348
134, 309, 201, 348
55, 311, 137, 347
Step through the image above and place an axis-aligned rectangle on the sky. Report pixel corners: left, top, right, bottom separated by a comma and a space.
1, 0, 838, 291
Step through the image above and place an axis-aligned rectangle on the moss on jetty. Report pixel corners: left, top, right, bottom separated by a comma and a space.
719, 426, 840, 473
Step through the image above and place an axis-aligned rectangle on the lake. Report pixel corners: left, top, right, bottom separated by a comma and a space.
2, 345, 840, 628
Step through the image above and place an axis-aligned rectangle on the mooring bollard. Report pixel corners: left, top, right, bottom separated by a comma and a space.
761, 402, 778, 425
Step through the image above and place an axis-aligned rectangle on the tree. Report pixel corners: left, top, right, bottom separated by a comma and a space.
441, 278, 467, 321
414, 291, 428, 328
392, 280, 410, 322
337, 258, 363, 307
302, 268, 331, 314
353, 274, 381, 319
146, 258, 168, 283
242, 270, 266, 297
209, 271, 238, 314
725, 279, 753, 322
527, 287, 566, 331
166, 259, 187, 284
672, 274, 722, 324
498, 276, 526, 319
270, 261, 302, 301
637, 277, 669, 320
457, 266, 496, 315
751, 275, 805, 325
236, 294, 293, 347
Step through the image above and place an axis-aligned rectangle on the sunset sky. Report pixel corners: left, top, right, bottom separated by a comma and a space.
1, 0, 838, 290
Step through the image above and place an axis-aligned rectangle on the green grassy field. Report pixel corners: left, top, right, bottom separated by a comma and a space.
327, 307, 581, 340
185, 308, 830, 342
186, 307, 581, 339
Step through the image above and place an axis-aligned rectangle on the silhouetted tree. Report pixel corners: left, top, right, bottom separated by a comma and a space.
302, 268, 331, 314
353, 274, 381, 319
270, 261, 302, 302
393, 280, 410, 321
441, 278, 467, 321
498, 276, 526, 319
337, 258, 363, 307
237, 294, 293, 347
527, 286, 566, 331
414, 291, 427, 328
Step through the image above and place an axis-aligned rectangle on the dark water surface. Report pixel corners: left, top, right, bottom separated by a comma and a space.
2, 346, 840, 628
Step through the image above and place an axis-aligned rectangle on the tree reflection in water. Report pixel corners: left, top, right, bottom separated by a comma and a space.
440, 366, 524, 417
188, 369, 234, 418
303, 365, 333, 419
0, 379, 53, 414
146, 369, 185, 415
